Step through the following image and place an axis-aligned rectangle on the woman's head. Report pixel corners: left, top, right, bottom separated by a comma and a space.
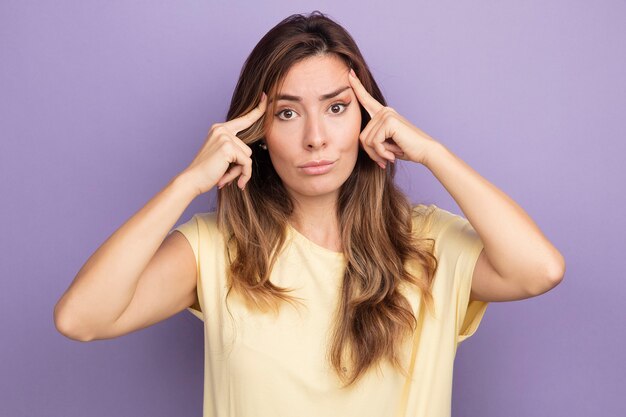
225, 10, 392, 204
264, 54, 361, 202
218, 12, 437, 387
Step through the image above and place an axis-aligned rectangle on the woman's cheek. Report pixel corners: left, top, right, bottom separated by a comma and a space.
267, 124, 298, 149
346, 119, 363, 148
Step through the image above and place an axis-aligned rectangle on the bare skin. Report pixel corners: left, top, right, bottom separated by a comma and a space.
53, 94, 267, 341
55, 52, 564, 343
263, 54, 362, 253
346, 67, 565, 301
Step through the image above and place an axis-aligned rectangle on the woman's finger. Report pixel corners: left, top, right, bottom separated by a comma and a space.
224, 92, 267, 135
217, 164, 243, 189
361, 144, 388, 169
359, 111, 380, 143
359, 114, 394, 161
363, 120, 396, 162
216, 141, 253, 189
230, 133, 253, 157
383, 141, 404, 156
347, 68, 384, 118
358, 123, 389, 168
216, 151, 253, 190
237, 155, 253, 189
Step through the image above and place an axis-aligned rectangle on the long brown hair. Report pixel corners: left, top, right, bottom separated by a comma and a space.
218, 11, 438, 386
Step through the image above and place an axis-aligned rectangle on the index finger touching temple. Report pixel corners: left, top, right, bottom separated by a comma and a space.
348, 68, 383, 117
227, 92, 268, 134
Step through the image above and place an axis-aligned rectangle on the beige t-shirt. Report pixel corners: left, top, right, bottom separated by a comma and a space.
172, 204, 489, 417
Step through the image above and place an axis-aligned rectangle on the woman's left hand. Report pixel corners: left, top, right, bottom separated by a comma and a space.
348, 68, 440, 168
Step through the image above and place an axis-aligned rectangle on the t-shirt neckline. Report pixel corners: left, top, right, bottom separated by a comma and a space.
286, 224, 345, 259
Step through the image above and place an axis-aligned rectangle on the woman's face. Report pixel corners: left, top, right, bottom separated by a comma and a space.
264, 54, 362, 202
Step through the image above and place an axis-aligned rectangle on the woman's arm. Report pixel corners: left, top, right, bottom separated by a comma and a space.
54, 93, 268, 340
422, 141, 565, 301
54, 174, 199, 340
347, 68, 565, 302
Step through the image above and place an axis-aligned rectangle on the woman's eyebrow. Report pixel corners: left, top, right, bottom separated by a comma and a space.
272, 86, 351, 103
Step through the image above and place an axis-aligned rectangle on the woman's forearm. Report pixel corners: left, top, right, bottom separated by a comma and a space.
54, 173, 198, 339
422, 141, 565, 288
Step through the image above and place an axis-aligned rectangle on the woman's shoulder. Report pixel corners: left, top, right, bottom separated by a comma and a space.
411, 203, 483, 264
410, 203, 466, 240
172, 211, 220, 240
193, 211, 218, 225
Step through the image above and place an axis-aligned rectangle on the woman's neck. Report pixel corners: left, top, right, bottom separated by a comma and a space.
289, 193, 342, 252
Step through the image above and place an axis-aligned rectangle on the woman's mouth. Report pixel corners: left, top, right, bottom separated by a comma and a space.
298, 160, 336, 175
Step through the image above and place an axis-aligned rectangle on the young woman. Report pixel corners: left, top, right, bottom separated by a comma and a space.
54, 11, 565, 417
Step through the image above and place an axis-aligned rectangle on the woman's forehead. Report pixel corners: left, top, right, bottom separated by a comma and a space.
274, 57, 351, 101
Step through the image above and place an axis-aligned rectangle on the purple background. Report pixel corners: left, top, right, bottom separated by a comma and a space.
1, 1, 624, 416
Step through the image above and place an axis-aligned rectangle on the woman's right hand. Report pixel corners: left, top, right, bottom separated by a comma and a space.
181, 92, 267, 196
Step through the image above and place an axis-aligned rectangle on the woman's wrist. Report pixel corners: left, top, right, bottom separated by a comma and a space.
170, 171, 203, 202
420, 139, 448, 170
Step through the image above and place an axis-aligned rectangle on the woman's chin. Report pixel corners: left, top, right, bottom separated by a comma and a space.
280, 166, 355, 199
286, 180, 344, 199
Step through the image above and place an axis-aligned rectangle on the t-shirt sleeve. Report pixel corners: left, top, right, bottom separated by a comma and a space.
428, 206, 489, 345
170, 214, 204, 321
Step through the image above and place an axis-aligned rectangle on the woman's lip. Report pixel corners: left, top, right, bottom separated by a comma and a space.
299, 160, 335, 168
299, 160, 336, 175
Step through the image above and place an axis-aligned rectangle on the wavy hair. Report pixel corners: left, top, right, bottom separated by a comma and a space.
217, 11, 438, 386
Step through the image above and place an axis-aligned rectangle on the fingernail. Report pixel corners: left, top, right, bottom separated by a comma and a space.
377, 161, 386, 169
260, 92, 266, 102
349, 68, 356, 78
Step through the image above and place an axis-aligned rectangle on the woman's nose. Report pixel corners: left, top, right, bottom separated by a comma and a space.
303, 116, 327, 149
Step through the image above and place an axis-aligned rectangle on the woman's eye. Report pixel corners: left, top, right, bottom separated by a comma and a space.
276, 109, 296, 120
275, 102, 350, 121
330, 102, 350, 114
